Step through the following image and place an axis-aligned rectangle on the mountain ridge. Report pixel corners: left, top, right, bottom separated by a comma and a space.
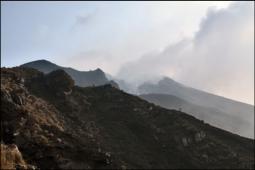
140, 93, 254, 139
19, 60, 254, 138
139, 77, 253, 107
20, 59, 117, 88
138, 77, 254, 138
1, 67, 254, 169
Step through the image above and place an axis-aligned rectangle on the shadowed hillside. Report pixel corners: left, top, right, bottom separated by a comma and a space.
140, 93, 254, 139
139, 77, 254, 138
1, 67, 254, 169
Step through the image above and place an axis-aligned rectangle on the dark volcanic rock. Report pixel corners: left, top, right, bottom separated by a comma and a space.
1, 67, 254, 169
139, 77, 254, 138
45, 69, 74, 95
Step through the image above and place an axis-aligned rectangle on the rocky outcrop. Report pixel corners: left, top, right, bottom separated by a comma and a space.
0, 144, 36, 170
45, 69, 74, 96
181, 131, 206, 147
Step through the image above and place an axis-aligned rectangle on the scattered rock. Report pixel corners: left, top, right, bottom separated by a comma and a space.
11, 93, 23, 105
182, 137, 189, 147
195, 131, 206, 142
13, 131, 20, 136
202, 154, 208, 162
98, 147, 102, 153
57, 138, 62, 143
105, 152, 111, 157
121, 165, 127, 170
133, 108, 138, 112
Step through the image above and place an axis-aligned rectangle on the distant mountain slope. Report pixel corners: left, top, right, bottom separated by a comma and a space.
1, 67, 254, 169
140, 93, 254, 138
138, 77, 254, 138
20, 60, 117, 87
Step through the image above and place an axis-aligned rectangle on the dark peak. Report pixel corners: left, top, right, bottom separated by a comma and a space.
160, 76, 175, 82
93, 68, 107, 78
34, 59, 52, 63
20, 59, 60, 74
159, 76, 182, 86
22, 59, 53, 65
21, 59, 57, 66
95, 68, 103, 73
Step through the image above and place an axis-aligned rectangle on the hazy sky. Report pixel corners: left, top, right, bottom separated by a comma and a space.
1, 1, 254, 104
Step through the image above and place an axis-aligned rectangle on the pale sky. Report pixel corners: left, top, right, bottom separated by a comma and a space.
1, 1, 254, 104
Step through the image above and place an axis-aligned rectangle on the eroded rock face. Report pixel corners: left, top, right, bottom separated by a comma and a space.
1, 89, 13, 103
11, 92, 24, 106
0, 144, 36, 170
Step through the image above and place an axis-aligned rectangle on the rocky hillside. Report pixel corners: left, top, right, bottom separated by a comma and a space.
140, 93, 254, 139
1, 67, 254, 169
1, 143, 36, 169
139, 77, 254, 139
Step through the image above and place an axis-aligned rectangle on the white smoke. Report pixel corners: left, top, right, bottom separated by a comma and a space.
117, 2, 254, 105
